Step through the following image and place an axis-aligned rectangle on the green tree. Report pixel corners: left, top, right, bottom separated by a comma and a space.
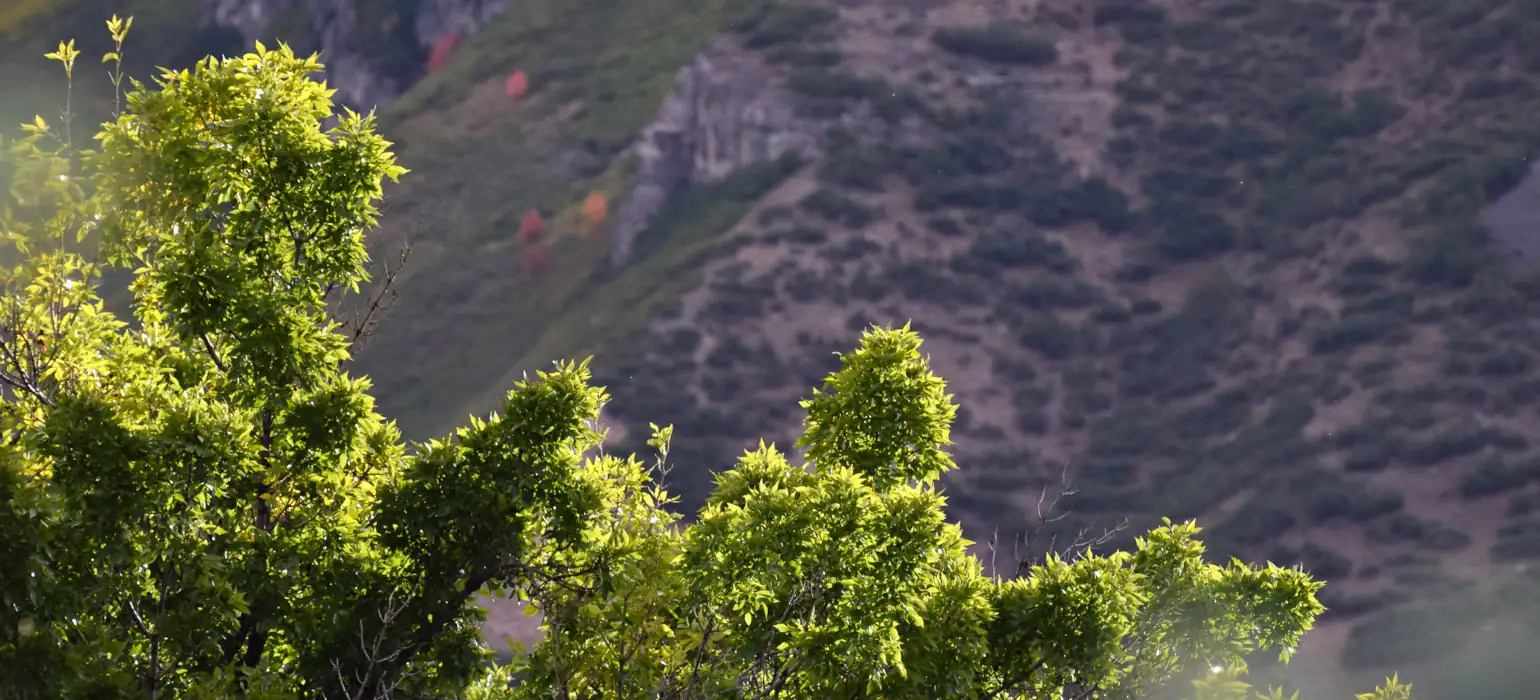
0, 19, 1410, 700
502, 326, 1411, 700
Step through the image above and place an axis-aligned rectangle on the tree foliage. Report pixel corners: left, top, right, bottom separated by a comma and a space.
0, 18, 1413, 700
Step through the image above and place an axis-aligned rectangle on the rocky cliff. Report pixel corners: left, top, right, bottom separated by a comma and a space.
202, 0, 506, 109
608, 38, 823, 265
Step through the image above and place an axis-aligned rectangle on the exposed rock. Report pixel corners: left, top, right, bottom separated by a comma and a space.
1483, 158, 1540, 264
414, 0, 505, 45
608, 39, 824, 266
203, 0, 290, 41
202, 0, 506, 110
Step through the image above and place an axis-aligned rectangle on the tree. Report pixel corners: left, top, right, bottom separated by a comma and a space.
0, 18, 1410, 700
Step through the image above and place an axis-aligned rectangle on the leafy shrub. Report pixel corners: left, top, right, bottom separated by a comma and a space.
1076, 457, 1140, 488
1405, 223, 1492, 287
1297, 471, 1405, 522
1343, 254, 1398, 276
1491, 520, 1540, 561
889, 264, 985, 306
764, 46, 843, 66
1168, 388, 1252, 442
1091, 305, 1133, 324
965, 231, 1078, 273
1459, 75, 1531, 101
1367, 513, 1472, 551
1404, 426, 1488, 466
1092, 0, 1169, 42
762, 225, 828, 245
786, 69, 880, 100
800, 189, 876, 228
931, 25, 1059, 65
1142, 168, 1238, 201
1272, 542, 1354, 581
1086, 407, 1164, 460
1299, 542, 1354, 580
1459, 456, 1540, 498
1111, 105, 1156, 129
1477, 347, 1533, 377
1276, 88, 1406, 141
1342, 291, 1415, 320
1117, 281, 1238, 401
1309, 316, 1397, 355
1107, 136, 1140, 167
818, 146, 888, 191
1213, 504, 1295, 546
914, 180, 1016, 211
1318, 589, 1390, 621
1341, 440, 1396, 473
657, 327, 703, 356
1014, 405, 1051, 434
1152, 208, 1238, 261
1005, 279, 1101, 311
1018, 316, 1080, 360
738, 3, 839, 48
1342, 605, 1464, 668
1157, 119, 1222, 149
1116, 78, 1162, 103
1172, 20, 1229, 52
1075, 177, 1135, 231
928, 216, 965, 237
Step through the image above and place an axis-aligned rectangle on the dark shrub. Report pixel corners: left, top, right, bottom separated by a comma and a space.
1092, 0, 1169, 36
1153, 210, 1237, 261
1367, 513, 1472, 551
967, 231, 1078, 273
1341, 606, 1458, 669
1460, 456, 1540, 498
786, 69, 878, 100
1018, 316, 1079, 360
1493, 520, 1540, 561
800, 189, 875, 228
931, 25, 1059, 65
739, 3, 839, 48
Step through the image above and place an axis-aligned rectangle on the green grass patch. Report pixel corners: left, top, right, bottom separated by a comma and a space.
385, 0, 743, 158
439, 155, 803, 437
344, 0, 765, 437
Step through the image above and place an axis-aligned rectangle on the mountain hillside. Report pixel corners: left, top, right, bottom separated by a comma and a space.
9, 0, 1540, 695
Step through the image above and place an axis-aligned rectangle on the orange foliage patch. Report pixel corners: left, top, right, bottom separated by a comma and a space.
505, 70, 529, 99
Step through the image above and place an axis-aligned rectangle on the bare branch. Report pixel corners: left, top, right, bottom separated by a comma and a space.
337, 213, 421, 350
1010, 461, 1129, 579
200, 334, 227, 372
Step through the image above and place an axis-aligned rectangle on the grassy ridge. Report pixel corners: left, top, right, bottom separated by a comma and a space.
355, 0, 765, 438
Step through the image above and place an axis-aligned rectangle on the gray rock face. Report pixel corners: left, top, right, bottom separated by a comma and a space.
204, 0, 289, 41
202, 0, 505, 111
413, 0, 505, 47
1483, 158, 1540, 264
608, 39, 824, 266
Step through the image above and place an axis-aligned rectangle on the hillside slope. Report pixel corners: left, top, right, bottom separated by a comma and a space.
387, 0, 1540, 693
11, 0, 1540, 695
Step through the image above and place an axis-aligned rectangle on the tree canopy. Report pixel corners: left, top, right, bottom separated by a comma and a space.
0, 18, 1413, 700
